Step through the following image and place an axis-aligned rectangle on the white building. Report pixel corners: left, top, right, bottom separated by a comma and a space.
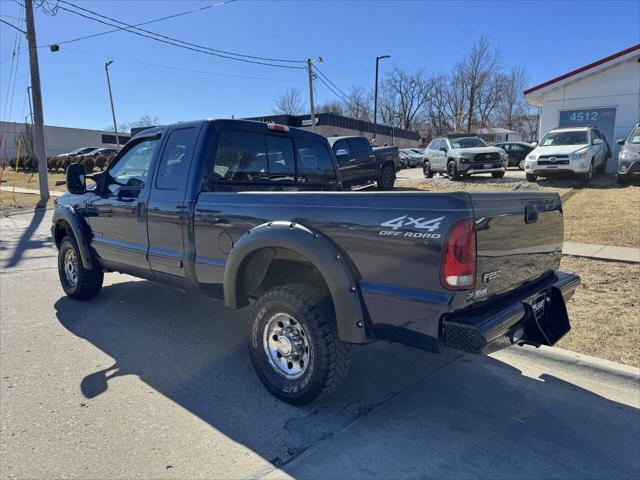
525, 44, 640, 172
0, 121, 129, 160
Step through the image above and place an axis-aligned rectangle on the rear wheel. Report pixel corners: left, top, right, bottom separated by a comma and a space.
377, 165, 395, 190
526, 173, 537, 182
447, 161, 460, 181
249, 284, 351, 405
491, 171, 505, 179
596, 160, 606, 174
423, 162, 434, 179
58, 236, 103, 300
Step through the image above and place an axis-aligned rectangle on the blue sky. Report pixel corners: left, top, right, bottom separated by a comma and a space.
1, 0, 639, 131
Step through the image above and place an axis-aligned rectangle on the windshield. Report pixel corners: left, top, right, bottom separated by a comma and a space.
541, 131, 588, 146
627, 127, 640, 144
450, 137, 487, 149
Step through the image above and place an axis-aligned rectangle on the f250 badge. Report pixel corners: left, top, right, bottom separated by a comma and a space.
378, 215, 444, 239
482, 270, 502, 283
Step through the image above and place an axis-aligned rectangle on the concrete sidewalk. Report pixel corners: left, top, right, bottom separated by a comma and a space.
563, 241, 640, 263
0, 185, 64, 197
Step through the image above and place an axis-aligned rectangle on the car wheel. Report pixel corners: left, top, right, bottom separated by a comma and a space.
447, 161, 460, 181
423, 162, 434, 179
249, 283, 351, 405
377, 165, 395, 190
518, 159, 526, 170
491, 171, 505, 179
526, 173, 537, 182
616, 175, 627, 185
596, 160, 606, 174
58, 236, 103, 300
581, 161, 594, 185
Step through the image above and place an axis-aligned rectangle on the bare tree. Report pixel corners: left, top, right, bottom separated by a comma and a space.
343, 86, 372, 121
316, 99, 345, 115
496, 66, 528, 130
381, 67, 433, 130
458, 36, 500, 132
105, 115, 160, 133
272, 87, 305, 115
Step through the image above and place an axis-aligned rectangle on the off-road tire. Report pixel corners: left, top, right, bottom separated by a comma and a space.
249, 283, 351, 405
526, 173, 537, 182
447, 161, 460, 181
423, 162, 434, 179
377, 165, 395, 190
58, 236, 103, 300
491, 171, 505, 178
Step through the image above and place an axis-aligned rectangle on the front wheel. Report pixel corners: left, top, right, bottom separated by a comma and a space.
249, 284, 351, 405
518, 159, 526, 170
377, 165, 395, 190
447, 161, 461, 181
423, 162, 434, 179
580, 161, 594, 185
526, 173, 537, 182
58, 236, 103, 300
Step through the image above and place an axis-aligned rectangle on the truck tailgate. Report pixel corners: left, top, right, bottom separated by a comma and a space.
469, 191, 563, 299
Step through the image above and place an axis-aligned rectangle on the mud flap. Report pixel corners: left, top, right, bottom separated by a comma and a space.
521, 287, 571, 347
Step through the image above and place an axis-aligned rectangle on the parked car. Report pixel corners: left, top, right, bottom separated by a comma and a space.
423, 135, 508, 181
524, 126, 607, 184
400, 148, 423, 168
56, 147, 99, 158
493, 142, 534, 170
81, 147, 120, 158
327, 136, 399, 190
53, 119, 579, 405
616, 124, 640, 184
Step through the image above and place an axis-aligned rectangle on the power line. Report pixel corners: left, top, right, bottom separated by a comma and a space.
54, 0, 305, 68
313, 65, 352, 102
61, 46, 305, 83
2, 7, 24, 123
51, 0, 238, 47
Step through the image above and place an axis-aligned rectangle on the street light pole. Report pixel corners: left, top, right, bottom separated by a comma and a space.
104, 61, 120, 147
373, 54, 390, 141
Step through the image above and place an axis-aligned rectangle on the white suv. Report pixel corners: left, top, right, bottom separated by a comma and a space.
525, 126, 608, 184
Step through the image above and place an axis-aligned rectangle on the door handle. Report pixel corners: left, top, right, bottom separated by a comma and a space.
136, 202, 146, 222
349, 158, 356, 162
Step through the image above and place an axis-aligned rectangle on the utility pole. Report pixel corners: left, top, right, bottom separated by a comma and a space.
24, 0, 49, 207
104, 61, 120, 146
307, 58, 316, 132
373, 55, 390, 141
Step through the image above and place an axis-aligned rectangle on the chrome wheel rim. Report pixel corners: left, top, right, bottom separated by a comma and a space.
263, 313, 310, 379
64, 248, 78, 287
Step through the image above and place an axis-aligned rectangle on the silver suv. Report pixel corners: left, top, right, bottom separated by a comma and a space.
616, 124, 640, 184
525, 126, 608, 184
423, 136, 508, 181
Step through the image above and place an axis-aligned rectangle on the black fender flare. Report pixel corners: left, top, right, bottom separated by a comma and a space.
224, 221, 367, 344
52, 206, 94, 270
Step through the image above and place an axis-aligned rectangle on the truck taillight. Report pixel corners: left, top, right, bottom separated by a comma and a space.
441, 218, 476, 290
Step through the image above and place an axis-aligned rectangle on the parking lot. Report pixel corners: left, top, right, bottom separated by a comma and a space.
1, 209, 639, 479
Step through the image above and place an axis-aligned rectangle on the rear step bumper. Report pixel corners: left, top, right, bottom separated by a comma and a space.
441, 271, 580, 355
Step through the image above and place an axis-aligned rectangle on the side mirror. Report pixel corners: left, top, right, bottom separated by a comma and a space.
592, 138, 603, 145
335, 149, 349, 157
616, 138, 626, 146
439, 146, 448, 152
66, 163, 86, 195
530, 141, 538, 147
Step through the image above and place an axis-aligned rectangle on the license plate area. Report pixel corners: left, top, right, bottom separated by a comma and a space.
522, 288, 570, 346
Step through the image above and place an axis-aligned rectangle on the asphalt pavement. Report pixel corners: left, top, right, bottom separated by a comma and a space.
1, 210, 639, 479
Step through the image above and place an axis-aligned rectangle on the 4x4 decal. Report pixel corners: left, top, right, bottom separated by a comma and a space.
378, 215, 444, 239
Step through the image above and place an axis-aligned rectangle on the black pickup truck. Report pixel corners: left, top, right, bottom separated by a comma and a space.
53, 119, 580, 404
327, 136, 399, 190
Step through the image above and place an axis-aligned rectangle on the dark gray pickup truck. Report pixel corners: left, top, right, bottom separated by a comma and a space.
53, 119, 580, 404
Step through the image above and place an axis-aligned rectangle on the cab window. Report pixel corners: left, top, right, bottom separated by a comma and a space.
156, 127, 196, 190
108, 137, 159, 192
295, 139, 337, 184
266, 135, 295, 181
208, 130, 267, 183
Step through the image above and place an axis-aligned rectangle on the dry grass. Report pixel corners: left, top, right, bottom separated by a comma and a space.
0, 190, 49, 215
559, 256, 640, 367
0, 170, 67, 192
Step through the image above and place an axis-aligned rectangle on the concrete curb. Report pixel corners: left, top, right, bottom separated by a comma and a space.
494, 345, 640, 382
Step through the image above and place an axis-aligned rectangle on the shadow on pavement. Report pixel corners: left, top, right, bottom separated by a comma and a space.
1, 207, 51, 269
54, 279, 639, 478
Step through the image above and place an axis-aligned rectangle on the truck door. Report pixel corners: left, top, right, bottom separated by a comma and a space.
85, 135, 160, 272
348, 137, 377, 181
332, 139, 357, 185
147, 126, 199, 278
